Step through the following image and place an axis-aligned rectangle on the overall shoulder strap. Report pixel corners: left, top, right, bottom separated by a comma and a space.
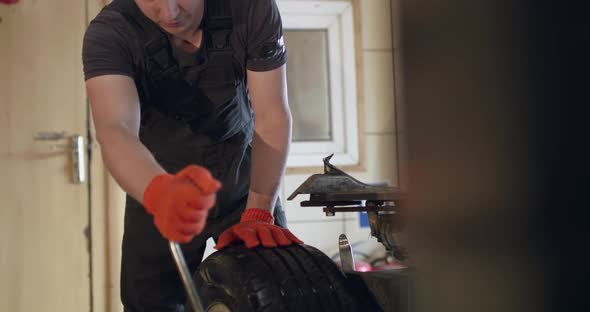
106, 0, 180, 82
205, 0, 234, 52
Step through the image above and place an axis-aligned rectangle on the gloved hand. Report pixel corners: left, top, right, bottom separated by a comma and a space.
143, 165, 221, 243
215, 208, 304, 249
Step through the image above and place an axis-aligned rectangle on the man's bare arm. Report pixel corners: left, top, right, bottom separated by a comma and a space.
87, 75, 165, 203
246, 65, 292, 213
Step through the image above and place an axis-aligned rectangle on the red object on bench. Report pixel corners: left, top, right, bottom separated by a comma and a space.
0, 0, 19, 4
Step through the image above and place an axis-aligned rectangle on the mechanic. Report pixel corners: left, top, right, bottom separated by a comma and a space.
82, 0, 303, 310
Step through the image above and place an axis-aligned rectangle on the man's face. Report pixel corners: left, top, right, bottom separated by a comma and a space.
135, 0, 204, 35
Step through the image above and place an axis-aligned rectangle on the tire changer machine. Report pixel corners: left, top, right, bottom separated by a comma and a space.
287, 154, 412, 312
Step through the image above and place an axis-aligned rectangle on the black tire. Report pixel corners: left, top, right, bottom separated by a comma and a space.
188, 244, 364, 312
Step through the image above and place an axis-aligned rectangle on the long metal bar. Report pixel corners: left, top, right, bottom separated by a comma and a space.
169, 241, 204, 312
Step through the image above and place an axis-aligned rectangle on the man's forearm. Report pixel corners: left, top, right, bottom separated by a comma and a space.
246, 112, 292, 213
98, 126, 166, 203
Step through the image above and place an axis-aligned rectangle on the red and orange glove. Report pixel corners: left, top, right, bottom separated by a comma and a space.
143, 165, 221, 243
215, 208, 304, 249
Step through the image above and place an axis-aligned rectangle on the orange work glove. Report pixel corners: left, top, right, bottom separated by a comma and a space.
143, 165, 221, 243
215, 208, 304, 249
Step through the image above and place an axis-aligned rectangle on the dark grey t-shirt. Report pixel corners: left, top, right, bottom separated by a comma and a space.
82, 0, 287, 82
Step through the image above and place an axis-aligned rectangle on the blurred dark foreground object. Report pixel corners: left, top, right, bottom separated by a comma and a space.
395, 0, 588, 312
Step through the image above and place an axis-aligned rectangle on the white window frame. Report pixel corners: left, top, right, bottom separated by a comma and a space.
278, 0, 360, 168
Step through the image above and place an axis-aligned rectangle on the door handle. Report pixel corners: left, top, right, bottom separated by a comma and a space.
34, 131, 67, 141
33, 131, 86, 184
70, 135, 86, 184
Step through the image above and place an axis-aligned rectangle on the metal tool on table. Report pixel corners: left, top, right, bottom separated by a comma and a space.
287, 154, 407, 261
169, 241, 204, 312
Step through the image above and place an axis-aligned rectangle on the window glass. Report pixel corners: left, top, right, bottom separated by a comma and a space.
285, 30, 332, 142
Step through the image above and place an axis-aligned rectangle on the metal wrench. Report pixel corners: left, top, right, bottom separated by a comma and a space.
169, 241, 204, 312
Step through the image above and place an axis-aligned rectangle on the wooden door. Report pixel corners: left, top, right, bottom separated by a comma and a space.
0, 1, 91, 311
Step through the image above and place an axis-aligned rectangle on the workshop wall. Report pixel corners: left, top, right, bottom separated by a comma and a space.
280, 0, 398, 259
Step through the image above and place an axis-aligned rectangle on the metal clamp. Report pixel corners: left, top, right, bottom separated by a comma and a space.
338, 234, 355, 272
